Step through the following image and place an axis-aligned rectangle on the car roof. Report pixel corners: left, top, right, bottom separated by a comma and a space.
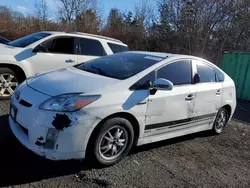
42, 31, 126, 46
127, 51, 210, 62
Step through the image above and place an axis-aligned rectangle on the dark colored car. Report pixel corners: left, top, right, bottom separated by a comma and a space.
0, 36, 10, 44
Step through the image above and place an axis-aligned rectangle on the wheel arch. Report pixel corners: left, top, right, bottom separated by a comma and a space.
85, 112, 140, 153
0, 63, 27, 82
222, 104, 232, 121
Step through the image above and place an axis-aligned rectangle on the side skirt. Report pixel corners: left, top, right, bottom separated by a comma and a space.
137, 113, 217, 146
137, 122, 213, 146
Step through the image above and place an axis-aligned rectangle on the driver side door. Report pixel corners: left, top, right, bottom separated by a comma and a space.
145, 60, 196, 137
29, 36, 78, 75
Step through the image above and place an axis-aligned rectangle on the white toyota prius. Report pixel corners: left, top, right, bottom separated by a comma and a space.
9, 51, 236, 166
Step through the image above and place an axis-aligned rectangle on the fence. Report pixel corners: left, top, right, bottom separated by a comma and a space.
221, 52, 250, 100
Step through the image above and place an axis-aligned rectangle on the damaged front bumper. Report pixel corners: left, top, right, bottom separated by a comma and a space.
9, 85, 101, 161
9, 116, 86, 160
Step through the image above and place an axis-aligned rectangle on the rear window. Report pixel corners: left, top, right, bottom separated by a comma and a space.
108, 42, 129, 53
79, 38, 106, 56
8, 32, 51, 48
76, 53, 165, 80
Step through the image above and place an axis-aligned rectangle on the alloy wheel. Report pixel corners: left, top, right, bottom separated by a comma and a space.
0, 73, 18, 97
215, 110, 227, 131
98, 126, 128, 161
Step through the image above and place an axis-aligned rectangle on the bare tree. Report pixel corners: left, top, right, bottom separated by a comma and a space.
76, 9, 101, 33
56, 0, 99, 30
134, 0, 155, 27
34, 0, 50, 30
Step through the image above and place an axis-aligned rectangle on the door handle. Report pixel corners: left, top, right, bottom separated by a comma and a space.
65, 59, 75, 63
185, 94, 195, 101
216, 89, 221, 95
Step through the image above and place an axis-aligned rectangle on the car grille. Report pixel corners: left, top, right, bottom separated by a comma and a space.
19, 99, 32, 107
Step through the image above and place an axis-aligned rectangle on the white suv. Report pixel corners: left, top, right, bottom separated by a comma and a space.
0, 32, 128, 99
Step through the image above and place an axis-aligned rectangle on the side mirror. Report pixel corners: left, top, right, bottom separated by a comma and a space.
153, 78, 173, 91
33, 44, 47, 53
193, 73, 200, 84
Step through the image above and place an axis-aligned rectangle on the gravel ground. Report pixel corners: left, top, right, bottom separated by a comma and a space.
0, 100, 249, 188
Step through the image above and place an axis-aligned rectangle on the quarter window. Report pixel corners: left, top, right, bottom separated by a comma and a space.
196, 61, 216, 83
130, 71, 155, 90
78, 38, 106, 56
157, 60, 192, 85
214, 68, 225, 82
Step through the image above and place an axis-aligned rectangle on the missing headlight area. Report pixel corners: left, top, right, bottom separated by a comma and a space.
52, 114, 72, 131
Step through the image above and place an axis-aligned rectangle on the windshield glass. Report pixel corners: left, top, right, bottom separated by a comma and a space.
8, 32, 51, 48
76, 53, 165, 80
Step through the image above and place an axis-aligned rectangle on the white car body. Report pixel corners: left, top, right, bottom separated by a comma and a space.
9, 51, 236, 161
0, 32, 128, 77
0, 31, 127, 78
0, 32, 128, 99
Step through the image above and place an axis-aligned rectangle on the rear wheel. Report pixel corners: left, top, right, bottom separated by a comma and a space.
88, 117, 134, 166
212, 108, 228, 134
0, 68, 19, 100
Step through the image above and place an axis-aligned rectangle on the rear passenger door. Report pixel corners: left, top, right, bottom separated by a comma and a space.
192, 60, 223, 126
76, 37, 106, 63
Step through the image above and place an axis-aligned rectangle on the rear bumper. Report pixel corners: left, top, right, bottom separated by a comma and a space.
9, 116, 86, 160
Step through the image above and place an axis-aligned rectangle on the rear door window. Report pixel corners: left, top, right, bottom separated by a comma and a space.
78, 38, 106, 56
108, 42, 129, 53
196, 61, 216, 83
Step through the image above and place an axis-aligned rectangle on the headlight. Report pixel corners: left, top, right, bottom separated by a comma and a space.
39, 94, 101, 112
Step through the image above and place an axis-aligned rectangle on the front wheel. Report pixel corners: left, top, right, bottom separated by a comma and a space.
0, 68, 19, 100
212, 108, 228, 134
88, 117, 134, 166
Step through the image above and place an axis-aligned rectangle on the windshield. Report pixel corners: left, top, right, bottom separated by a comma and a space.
7, 32, 51, 48
76, 53, 165, 80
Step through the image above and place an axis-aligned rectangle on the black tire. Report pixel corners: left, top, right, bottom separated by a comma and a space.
0, 68, 19, 100
88, 117, 134, 167
212, 107, 228, 134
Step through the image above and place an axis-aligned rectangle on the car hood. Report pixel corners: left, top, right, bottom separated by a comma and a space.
26, 67, 120, 96
0, 45, 23, 55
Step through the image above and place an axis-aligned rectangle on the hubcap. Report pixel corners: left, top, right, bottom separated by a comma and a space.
99, 126, 128, 161
0, 73, 18, 97
215, 111, 227, 130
